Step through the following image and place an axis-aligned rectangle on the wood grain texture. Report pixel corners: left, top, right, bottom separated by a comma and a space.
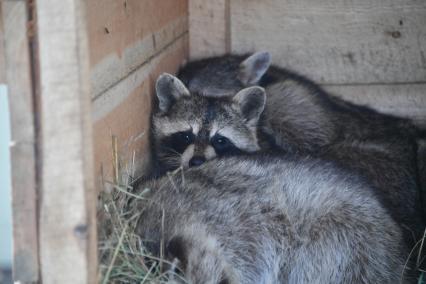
0, 2, 6, 84
189, 0, 230, 59
90, 17, 187, 99
36, 0, 97, 283
92, 35, 188, 192
230, 0, 426, 85
87, 0, 188, 98
87, 0, 187, 66
3, 1, 39, 282
326, 83, 426, 127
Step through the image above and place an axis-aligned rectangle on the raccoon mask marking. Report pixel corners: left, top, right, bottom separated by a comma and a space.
152, 73, 265, 172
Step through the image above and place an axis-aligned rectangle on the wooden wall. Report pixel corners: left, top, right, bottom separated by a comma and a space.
87, 0, 189, 190
189, 0, 426, 126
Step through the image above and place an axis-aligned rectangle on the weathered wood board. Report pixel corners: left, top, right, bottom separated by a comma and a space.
3, 1, 39, 282
0, 2, 6, 84
88, 0, 189, 190
189, 0, 426, 125
36, 0, 97, 283
87, 0, 188, 98
189, 0, 229, 59
230, 0, 426, 85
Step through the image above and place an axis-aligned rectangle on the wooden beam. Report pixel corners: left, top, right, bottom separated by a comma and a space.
35, 0, 97, 283
2, 1, 39, 282
188, 0, 230, 59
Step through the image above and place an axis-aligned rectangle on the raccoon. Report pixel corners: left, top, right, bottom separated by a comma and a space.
175, 52, 425, 248
135, 155, 410, 284
150, 73, 271, 174
177, 52, 421, 153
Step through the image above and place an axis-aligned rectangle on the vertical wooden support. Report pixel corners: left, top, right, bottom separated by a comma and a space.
0, 1, 6, 84
3, 1, 39, 282
36, 0, 97, 283
188, 0, 230, 59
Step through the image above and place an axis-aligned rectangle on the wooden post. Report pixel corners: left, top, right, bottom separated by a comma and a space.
3, 1, 39, 282
0, 1, 6, 84
35, 0, 97, 283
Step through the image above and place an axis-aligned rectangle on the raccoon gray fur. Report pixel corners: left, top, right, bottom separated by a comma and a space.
135, 155, 410, 284
151, 73, 269, 174
175, 52, 425, 248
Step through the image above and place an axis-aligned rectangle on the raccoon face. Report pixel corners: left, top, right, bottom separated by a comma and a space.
152, 73, 265, 172
178, 51, 271, 97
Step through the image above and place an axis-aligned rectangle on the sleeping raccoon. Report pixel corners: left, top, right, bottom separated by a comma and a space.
175, 52, 425, 248
151, 73, 274, 174
177, 52, 421, 153
135, 155, 410, 284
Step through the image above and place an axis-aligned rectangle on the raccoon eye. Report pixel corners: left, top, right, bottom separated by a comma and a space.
215, 137, 229, 145
176, 131, 194, 145
211, 135, 233, 153
161, 131, 195, 155
174, 131, 194, 146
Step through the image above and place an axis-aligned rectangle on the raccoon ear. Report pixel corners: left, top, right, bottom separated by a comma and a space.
156, 73, 190, 113
238, 51, 271, 85
233, 86, 266, 122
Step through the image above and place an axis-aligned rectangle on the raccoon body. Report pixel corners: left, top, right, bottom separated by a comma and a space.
175, 53, 425, 246
135, 155, 409, 284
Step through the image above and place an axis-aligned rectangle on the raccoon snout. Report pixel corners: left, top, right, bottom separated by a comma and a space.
189, 156, 206, 167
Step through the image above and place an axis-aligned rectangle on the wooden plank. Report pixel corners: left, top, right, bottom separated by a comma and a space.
0, 2, 6, 84
90, 17, 187, 99
189, 0, 230, 59
230, 0, 426, 85
92, 36, 188, 122
2, 1, 39, 282
326, 83, 426, 127
87, 0, 187, 66
92, 35, 188, 192
87, 0, 188, 98
36, 0, 97, 283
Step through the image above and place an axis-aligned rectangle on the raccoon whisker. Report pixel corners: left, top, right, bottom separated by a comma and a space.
171, 166, 186, 187
159, 156, 181, 169
415, 228, 426, 267
166, 171, 180, 193
158, 150, 183, 163
180, 167, 185, 186
159, 208, 165, 273
170, 165, 185, 176
161, 146, 186, 158
159, 154, 181, 163
400, 237, 424, 282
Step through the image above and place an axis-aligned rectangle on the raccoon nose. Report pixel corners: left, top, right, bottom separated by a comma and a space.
189, 156, 206, 167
